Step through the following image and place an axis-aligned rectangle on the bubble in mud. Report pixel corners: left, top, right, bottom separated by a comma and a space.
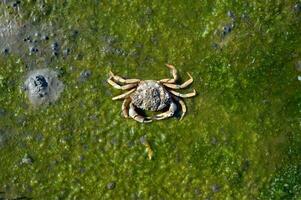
23, 68, 64, 106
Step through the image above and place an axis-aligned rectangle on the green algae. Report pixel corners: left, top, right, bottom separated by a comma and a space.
0, 0, 301, 199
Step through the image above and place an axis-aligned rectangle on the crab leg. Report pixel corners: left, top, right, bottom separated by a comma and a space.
153, 101, 177, 120
178, 98, 187, 120
129, 103, 152, 123
122, 98, 131, 118
163, 72, 193, 89
159, 64, 178, 83
169, 89, 196, 98
107, 77, 137, 90
109, 71, 140, 84
112, 88, 136, 100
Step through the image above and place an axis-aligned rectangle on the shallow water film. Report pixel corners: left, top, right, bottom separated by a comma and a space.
0, 1, 301, 199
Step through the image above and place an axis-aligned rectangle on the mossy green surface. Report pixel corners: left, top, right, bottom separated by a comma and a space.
0, 1, 301, 199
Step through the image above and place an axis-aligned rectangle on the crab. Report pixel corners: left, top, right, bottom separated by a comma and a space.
107, 64, 196, 123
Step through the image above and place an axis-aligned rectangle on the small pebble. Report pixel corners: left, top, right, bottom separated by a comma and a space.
227, 10, 235, 19
294, 3, 301, 13
295, 60, 301, 72
63, 48, 70, 56
107, 182, 116, 190
21, 154, 33, 164
211, 137, 218, 145
241, 13, 249, 20
145, 7, 153, 15
211, 184, 220, 193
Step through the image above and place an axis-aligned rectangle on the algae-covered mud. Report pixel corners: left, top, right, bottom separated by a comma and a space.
0, 1, 301, 199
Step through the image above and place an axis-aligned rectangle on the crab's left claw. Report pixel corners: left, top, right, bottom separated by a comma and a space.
129, 103, 152, 123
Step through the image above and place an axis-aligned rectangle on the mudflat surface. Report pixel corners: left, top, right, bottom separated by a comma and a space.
0, 1, 301, 199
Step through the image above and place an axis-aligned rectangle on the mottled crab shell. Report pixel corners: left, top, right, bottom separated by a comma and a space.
130, 80, 171, 111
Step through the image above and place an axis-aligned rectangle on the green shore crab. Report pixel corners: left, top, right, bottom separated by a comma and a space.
107, 64, 196, 123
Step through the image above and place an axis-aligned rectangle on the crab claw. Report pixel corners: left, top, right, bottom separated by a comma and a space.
129, 103, 152, 123
153, 101, 177, 120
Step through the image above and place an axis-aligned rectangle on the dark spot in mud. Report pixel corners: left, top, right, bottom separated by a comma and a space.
52, 51, 59, 56
55, 66, 66, 77
79, 70, 92, 82
41, 35, 49, 41
0, 108, 6, 117
241, 160, 250, 171
75, 53, 84, 60
222, 24, 234, 37
2, 48, 9, 54
71, 30, 79, 39
35, 133, 44, 143
29, 46, 39, 54
51, 42, 59, 51
211, 43, 219, 50
12, 0, 21, 8
0, 130, 9, 148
